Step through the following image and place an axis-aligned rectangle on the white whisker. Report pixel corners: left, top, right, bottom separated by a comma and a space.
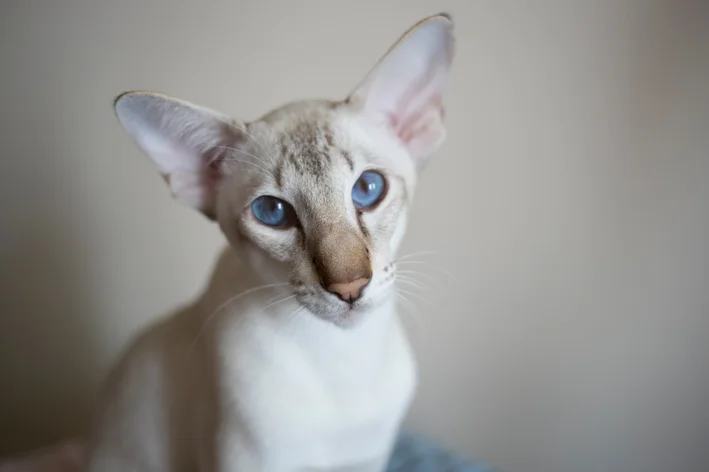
395, 275, 428, 292
395, 291, 419, 314
395, 292, 428, 344
209, 115, 275, 163
222, 155, 269, 170
396, 269, 440, 287
217, 147, 273, 173
205, 146, 271, 179
262, 294, 297, 312
395, 260, 461, 287
229, 125, 273, 160
396, 250, 440, 261
217, 145, 272, 168
187, 282, 290, 356
263, 291, 286, 307
268, 305, 308, 363
222, 160, 270, 179
396, 287, 437, 308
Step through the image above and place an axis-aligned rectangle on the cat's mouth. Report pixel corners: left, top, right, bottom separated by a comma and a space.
292, 275, 394, 326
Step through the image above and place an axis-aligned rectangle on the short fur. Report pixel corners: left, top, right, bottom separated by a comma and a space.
87, 13, 455, 472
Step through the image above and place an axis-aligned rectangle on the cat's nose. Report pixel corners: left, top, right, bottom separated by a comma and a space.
325, 277, 370, 303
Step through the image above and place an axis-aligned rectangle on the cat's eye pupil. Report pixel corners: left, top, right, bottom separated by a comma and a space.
358, 179, 376, 193
352, 171, 387, 210
251, 196, 295, 228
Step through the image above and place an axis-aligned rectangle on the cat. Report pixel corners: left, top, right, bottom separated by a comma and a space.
85, 13, 455, 472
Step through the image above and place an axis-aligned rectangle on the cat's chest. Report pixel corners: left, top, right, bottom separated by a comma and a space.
217, 309, 417, 466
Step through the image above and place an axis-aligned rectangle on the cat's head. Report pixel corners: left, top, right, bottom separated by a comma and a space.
113, 14, 455, 326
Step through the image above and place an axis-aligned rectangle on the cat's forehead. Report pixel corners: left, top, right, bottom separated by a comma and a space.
251, 100, 354, 184
240, 97, 410, 191
242, 99, 415, 199
279, 119, 352, 177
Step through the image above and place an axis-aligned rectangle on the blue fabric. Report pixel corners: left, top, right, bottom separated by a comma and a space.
386, 431, 499, 472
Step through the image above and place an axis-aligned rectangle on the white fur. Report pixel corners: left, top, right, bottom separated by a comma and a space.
85, 248, 416, 472
88, 13, 454, 472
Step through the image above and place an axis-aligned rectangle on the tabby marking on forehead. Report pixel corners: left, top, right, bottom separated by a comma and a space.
275, 119, 356, 183
279, 121, 331, 178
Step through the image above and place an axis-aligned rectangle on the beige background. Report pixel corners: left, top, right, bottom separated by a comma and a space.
1, 1, 708, 472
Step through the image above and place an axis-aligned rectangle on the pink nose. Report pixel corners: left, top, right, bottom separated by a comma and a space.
326, 277, 370, 303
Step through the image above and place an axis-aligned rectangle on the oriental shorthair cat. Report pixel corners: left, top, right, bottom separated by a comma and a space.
86, 13, 455, 472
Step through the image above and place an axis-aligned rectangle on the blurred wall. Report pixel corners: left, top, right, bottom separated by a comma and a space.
1, 1, 707, 472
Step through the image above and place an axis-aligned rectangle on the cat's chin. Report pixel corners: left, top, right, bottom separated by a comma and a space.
328, 304, 376, 329
296, 290, 394, 329
309, 307, 368, 329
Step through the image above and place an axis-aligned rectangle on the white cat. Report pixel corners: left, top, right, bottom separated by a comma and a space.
86, 13, 455, 472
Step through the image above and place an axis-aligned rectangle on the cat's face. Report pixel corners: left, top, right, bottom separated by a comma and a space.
113, 14, 454, 326
216, 102, 417, 324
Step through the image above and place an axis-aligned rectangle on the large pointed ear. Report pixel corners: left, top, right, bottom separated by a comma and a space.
113, 91, 242, 219
347, 14, 455, 167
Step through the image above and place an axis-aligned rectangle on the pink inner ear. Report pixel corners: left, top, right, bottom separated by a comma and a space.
402, 108, 446, 163
388, 86, 445, 162
398, 93, 443, 142
378, 57, 448, 158
166, 166, 221, 217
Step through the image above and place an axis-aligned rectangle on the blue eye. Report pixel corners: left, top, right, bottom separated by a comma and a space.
352, 171, 387, 209
251, 196, 296, 228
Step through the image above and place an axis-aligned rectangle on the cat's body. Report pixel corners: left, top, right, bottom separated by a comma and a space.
86, 14, 454, 472
87, 248, 416, 472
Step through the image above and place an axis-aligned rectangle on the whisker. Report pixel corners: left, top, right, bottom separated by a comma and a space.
230, 125, 273, 161
395, 292, 428, 343
187, 282, 290, 356
396, 272, 445, 299
206, 147, 271, 179
209, 115, 275, 162
395, 291, 419, 314
396, 269, 441, 287
263, 291, 286, 307
217, 147, 273, 173
262, 294, 297, 312
396, 287, 437, 308
216, 145, 271, 168
268, 305, 308, 364
281, 306, 307, 336
222, 159, 271, 180
395, 260, 461, 287
396, 250, 440, 261
221, 155, 269, 169
395, 275, 428, 292
364, 278, 398, 302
